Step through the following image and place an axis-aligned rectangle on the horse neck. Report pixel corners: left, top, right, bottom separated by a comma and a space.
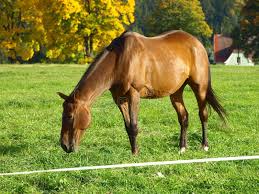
72, 50, 116, 106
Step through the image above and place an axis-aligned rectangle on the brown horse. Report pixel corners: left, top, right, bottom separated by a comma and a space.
58, 30, 226, 154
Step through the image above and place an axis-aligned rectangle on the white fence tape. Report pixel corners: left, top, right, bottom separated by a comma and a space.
1, 155, 258, 176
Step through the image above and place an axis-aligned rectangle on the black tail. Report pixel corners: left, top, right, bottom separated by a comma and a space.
206, 81, 227, 124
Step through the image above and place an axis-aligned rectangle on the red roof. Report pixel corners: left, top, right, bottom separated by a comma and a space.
214, 34, 234, 63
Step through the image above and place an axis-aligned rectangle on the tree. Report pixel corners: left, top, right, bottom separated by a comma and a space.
0, 0, 42, 62
0, 0, 135, 63
200, 0, 246, 34
240, 0, 259, 62
40, 0, 135, 62
133, 0, 156, 34
138, 0, 212, 39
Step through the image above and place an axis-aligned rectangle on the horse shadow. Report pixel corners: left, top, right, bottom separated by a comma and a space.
170, 131, 202, 148
0, 144, 28, 155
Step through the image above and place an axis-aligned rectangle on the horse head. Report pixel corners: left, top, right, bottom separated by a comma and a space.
57, 92, 91, 153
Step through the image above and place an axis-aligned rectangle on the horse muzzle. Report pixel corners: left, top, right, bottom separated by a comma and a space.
61, 141, 78, 153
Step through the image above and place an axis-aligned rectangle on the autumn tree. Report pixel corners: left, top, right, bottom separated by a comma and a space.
78, 0, 135, 58
0, 0, 135, 63
39, 0, 135, 62
0, 0, 43, 62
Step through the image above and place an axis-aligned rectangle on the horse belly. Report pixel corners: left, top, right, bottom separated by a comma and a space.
139, 87, 170, 98
139, 75, 187, 99
142, 62, 188, 98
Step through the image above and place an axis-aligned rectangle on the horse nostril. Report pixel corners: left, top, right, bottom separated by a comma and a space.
61, 142, 76, 153
61, 142, 69, 153
68, 144, 76, 153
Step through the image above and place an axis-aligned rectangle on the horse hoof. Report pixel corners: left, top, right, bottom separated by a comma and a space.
179, 147, 186, 154
132, 149, 139, 156
203, 146, 209, 151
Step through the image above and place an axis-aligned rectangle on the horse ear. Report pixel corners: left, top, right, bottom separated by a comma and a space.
57, 92, 68, 100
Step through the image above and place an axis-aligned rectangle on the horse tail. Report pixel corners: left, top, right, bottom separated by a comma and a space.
206, 69, 227, 124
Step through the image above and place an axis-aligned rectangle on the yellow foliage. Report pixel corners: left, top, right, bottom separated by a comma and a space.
1, 41, 17, 50
15, 42, 35, 61
41, 0, 135, 62
46, 49, 62, 59
0, 0, 135, 63
0, 0, 45, 62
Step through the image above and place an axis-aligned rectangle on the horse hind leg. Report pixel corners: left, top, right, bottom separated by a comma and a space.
127, 87, 141, 155
189, 82, 209, 151
170, 85, 189, 153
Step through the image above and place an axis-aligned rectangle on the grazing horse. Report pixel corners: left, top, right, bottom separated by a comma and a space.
58, 30, 226, 154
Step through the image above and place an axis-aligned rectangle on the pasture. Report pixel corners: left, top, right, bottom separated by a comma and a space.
0, 64, 258, 193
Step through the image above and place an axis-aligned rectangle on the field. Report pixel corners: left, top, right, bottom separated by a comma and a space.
0, 64, 258, 193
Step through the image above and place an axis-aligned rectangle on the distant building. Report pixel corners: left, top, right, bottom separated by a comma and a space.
214, 34, 233, 63
213, 34, 254, 66
225, 50, 254, 66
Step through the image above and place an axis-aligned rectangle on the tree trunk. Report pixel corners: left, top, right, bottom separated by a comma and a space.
89, 34, 93, 57
84, 34, 94, 58
84, 36, 90, 57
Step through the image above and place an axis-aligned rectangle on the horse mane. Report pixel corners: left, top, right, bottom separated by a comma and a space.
106, 30, 144, 71
83, 50, 106, 78
106, 30, 128, 54
70, 31, 130, 98
83, 31, 128, 78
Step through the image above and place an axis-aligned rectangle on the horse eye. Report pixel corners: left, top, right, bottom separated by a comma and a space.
63, 115, 72, 119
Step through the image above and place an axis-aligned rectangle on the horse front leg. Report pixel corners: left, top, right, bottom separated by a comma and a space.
111, 88, 140, 155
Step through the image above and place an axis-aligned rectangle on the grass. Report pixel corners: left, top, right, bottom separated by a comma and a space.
0, 64, 258, 193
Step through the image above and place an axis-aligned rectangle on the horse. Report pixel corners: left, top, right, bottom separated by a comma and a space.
58, 30, 226, 154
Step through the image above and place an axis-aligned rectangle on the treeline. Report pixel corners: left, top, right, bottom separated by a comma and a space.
0, 0, 258, 64
134, 0, 249, 35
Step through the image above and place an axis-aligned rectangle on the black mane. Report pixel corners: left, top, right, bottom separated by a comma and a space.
74, 31, 129, 92
89, 30, 128, 69
84, 31, 128, 76
106, 31, 128, 54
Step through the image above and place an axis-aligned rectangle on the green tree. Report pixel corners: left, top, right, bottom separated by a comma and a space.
133, 0, 156, 34
240, 0, 259, 62
145, 0, 212, 38
200, 0, 246, 34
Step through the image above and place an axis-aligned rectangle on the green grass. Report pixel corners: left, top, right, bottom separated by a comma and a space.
0, 64, 258, 193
